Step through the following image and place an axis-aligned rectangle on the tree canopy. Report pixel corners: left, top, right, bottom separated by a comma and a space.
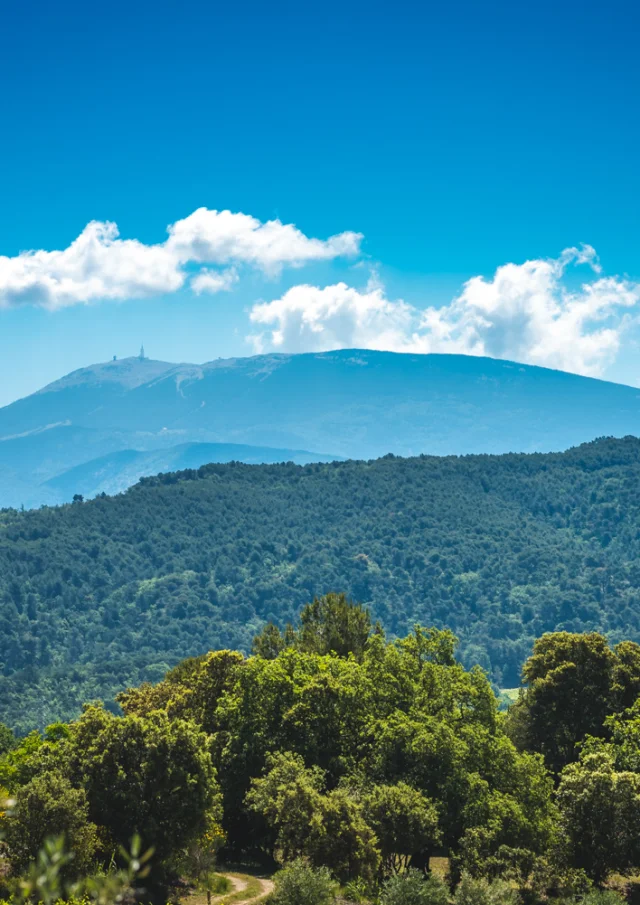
3, 437, 640, 730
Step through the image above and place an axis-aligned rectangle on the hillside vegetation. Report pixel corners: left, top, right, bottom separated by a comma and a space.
3, 607, 640, 904
2, 436, 640, 730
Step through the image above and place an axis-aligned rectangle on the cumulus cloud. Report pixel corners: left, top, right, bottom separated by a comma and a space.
191, 267, 238, 295
0, 209, 362, 310
248, 245, 640, 376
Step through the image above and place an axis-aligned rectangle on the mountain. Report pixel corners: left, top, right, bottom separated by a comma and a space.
3, 349, 640, 508
43, 442, 342, 501
3, 435, 640, 732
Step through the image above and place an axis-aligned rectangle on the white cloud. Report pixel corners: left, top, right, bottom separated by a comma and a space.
191, 267, 238, 295
249, 282, 418, 354
248, 246, 640, 376
0, 209, 362, 310
167, 208, 362, 273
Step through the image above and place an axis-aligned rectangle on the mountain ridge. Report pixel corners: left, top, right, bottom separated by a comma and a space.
3, 349, 640, 508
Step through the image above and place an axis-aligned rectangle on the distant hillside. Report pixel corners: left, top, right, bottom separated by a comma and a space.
3, 349, 640, 507
2, 436, 640, 732
44, 441, 342, 501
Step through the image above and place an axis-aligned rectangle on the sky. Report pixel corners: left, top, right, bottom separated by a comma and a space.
1, 0, 640, 406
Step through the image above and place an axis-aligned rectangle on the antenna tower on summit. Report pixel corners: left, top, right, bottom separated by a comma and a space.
139, 344, 145, 360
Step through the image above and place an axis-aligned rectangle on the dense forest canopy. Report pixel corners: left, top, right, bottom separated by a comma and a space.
4, 607, 640, 904
3, 436, 640, 731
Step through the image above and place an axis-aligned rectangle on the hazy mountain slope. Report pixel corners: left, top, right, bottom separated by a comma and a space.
3, 349, 640, 509
44, 441, 343, 501
4, 350, 640, 459
0, 358, 180, 440
2, 436, 640, 731
74, 351, 640, 456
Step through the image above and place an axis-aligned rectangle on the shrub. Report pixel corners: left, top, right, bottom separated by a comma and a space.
454, 873, 517, 905
270, 859, 337, 905
582, 892, 626, 905
380, 870, 450, 905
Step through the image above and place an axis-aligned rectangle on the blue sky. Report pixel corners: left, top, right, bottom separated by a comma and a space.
1, 0, 639, 405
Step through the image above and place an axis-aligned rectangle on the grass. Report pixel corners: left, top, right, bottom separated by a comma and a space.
179, 873, 232, 905
430, 857, 450, 881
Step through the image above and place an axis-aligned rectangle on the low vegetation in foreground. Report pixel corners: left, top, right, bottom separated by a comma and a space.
1, 596, 640, 904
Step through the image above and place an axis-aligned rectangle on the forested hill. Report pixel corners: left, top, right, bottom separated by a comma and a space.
3, 435, 640, 731
5, 349, 640, 509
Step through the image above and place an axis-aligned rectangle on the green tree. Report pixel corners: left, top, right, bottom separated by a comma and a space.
181, 819, 226, 905
246, 753, 379, 883
507, 632, 620, 772
245, 751, 325, 864
67, 705, 219, 869
3, 771, 98, 878
0, 723, 16, 756
556, 745, 640, 883
252, 622, 288, 659
298, 594, 372, 659
453, 872, 517, 905
307, 788, 380, 884
362, 783, 441, 875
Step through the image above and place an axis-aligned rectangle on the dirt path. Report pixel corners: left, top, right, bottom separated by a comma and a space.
216, 873, 274, 903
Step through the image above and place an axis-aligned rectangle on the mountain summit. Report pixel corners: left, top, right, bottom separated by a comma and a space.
1, 349, 640, 508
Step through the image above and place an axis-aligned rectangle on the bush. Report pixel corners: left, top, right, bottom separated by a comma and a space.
270, 859, 337, 905
454, 873, 517, 905
380, 870, 450, 905
582, 892, 626, 905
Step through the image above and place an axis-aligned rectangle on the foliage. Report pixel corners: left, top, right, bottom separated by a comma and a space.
9, 602, 640, 894
453, 872, 517, 905
506, 633, 640, 773
581, 891, 626, 905
3, 771, 98, 878
253, 593, 372, 660
179, 817, 226, 905
0, 726, 16, 757
246, 754, 379, 882
556, 745, 640, 883
362, 783, 441, 875
17, 833, 152, 905
246, 752, 325, 864
380, 869, 450, 905
66, 706, 221, 869
6, 437, 640, 728
268, 859, 337, 905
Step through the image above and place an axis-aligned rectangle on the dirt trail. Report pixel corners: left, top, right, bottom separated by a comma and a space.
215, 873, 274, 903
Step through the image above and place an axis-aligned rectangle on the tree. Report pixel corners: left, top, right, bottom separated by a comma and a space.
246, 753, 379, 883
362, 783, 441, 875
252, 623, 288, 659
307, 788, 380, 884
453, 872, 517, 905
507, 633, 620, 772
0, 723, 16, 756
245, 751, 325, 864
181, 818, 226, 905
556, 745, 640, 883
298, 594, 372, 659
3, 771, 98, 878
67, 705, 220, 869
